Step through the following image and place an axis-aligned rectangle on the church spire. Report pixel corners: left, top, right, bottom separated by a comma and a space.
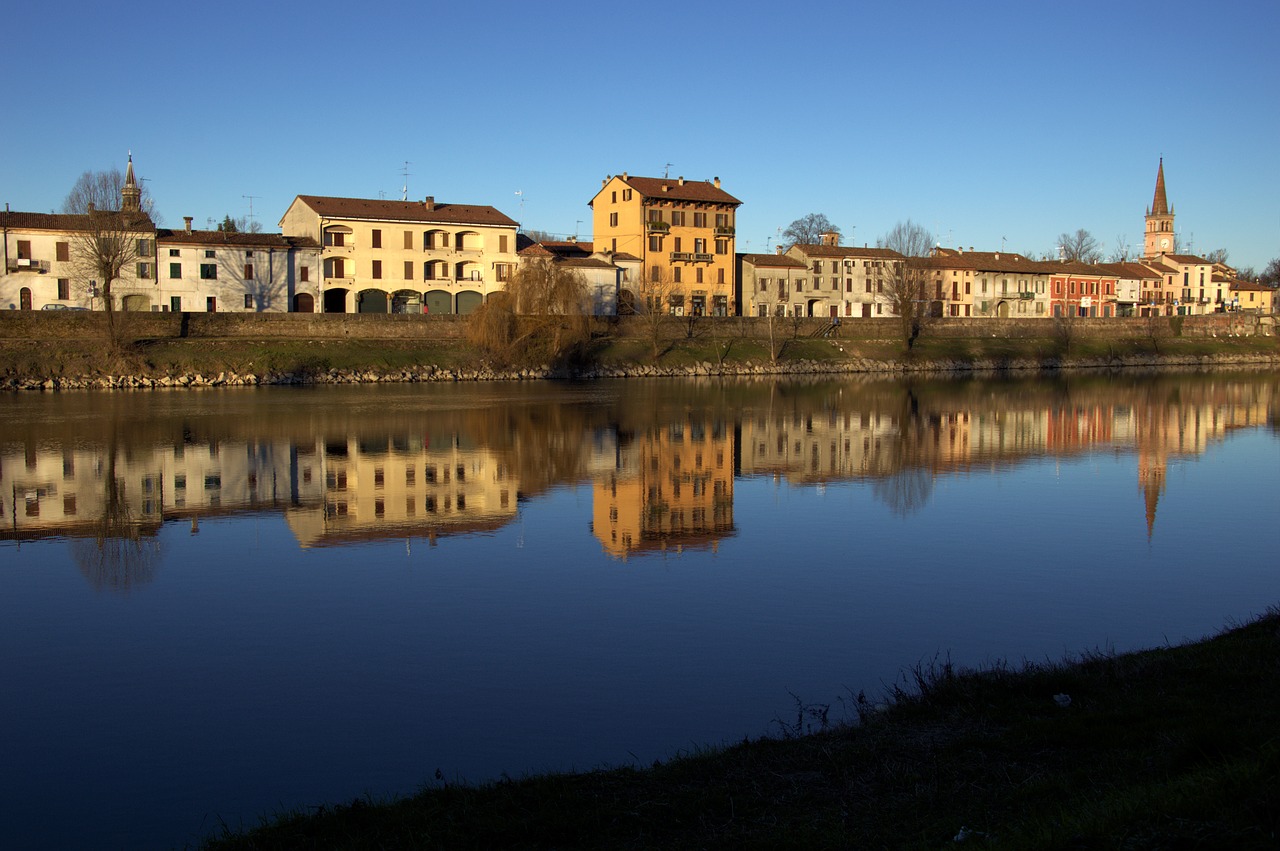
121, 152, 142, 212
1150, 157, 1169, 216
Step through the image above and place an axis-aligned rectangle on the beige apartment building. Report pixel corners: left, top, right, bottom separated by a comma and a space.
280, 195, 519, 315
589, 173, 741, 317
784, 235, 906, 318
157, 220, 319, 313
737, 251, 809, 317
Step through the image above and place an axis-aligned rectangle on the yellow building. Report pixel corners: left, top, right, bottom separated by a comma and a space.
589, 173, 740, 316
280, 195, 519, 315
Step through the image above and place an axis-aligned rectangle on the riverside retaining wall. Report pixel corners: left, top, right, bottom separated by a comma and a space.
0, 310, 1271, 342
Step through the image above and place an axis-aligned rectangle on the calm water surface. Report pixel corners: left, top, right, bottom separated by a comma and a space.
1, 372, 1277, 849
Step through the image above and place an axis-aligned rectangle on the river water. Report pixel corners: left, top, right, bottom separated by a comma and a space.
1, 371, 1277, 849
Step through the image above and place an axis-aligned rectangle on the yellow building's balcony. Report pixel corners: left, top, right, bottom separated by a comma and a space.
714, 226, 735, 236
670, 252, 692, 262
646, 221, 670, 233
692, 253, 713, 263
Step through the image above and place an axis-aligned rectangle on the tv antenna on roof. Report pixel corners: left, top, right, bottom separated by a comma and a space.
514, 190, 524, 225
663, 162, 674, 178
242, 195, 259, 229
400, 161, 413, 201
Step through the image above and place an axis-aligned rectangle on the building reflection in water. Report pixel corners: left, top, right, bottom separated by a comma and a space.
1, 372, 1275, 580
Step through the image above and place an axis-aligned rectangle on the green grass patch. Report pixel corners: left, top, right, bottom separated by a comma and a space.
205, 609, 1280, 850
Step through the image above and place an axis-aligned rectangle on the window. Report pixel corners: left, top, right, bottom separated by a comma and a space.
136, 238, 153, 254
696, 268, 703, 284
717, 268, 724, 284
651, 265, 660, 282
499, 234, 509, 253
611, 191, 617, 203
371, 229, 382, 249
207, 296, 217, 312
693, 212, 706, 228
673, 267, 681, 283
171, 296, 181, 312
715, 213, 728, 227
673, 237, 682, 252
671, 211, 685, 226
623, 188, 632, 201
404, 261, 414, 280
694, 238, 706, 253
372, 260, 382, 279
16, 239, 31, 259
244, 263, 254, 280
300, 266, 309, 282
137, 262, 153, 279
200, 263, 217, 279
715, 239, 728, 254
58, 278, 70, 300
609, 212, 618, 227
245, 250, 253, 258
56, 242, 70, 262
205, 249, 216, 258
244, 294, 254, 309
169, 263, 181, 279
325, 231, 345, 247
648, 236, 662, 252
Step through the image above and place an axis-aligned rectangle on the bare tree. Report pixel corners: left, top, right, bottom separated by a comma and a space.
1057, 229, 1102, 263
877, 220, 933, 351
782, 213, 841, 247
61, 166, 156, 351
1260, 258, 1280, 288
466, 258, 591, 365
632, 267, 678, 359
1203, 248, 1229, 265
1109, 233, 1132, 263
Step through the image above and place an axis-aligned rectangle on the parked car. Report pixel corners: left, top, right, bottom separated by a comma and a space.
39, 304, 89, 311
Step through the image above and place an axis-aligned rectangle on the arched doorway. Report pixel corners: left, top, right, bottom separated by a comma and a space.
456, 290, 483, 315
20, 288, 32, 310
323, 289, 348, 313
996, 300, 1010, 318
122, 294, 150, 312
356, 289, 388, 314
293, 293, 315, 313
422, 290, 452, 315
391, 290, 422, 314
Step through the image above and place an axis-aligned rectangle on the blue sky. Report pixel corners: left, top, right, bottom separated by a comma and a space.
5, 1, 1277, 271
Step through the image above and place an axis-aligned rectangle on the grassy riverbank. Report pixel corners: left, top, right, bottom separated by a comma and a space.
204, 609, 1280, 850
2, 333, 1277, 385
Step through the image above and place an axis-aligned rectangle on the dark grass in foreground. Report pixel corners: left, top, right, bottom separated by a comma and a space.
205, 609, 1280, 850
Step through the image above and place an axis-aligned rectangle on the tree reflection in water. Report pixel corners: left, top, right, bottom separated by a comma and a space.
70, 440, 161, 592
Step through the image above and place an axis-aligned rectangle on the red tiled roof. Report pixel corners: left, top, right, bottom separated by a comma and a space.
789, 244, 905, 260
597, 175, 741, 206
1095, 262, 1161, 280
2, 209, 155, 232
1159, 254, 1208, 265
157, 228, 302, 248
741, 253, 807, 268
292, 195, 518, 227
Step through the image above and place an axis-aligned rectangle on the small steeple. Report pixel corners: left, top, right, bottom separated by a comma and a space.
121, 152, 142, 212
1150, 157, 1169, 217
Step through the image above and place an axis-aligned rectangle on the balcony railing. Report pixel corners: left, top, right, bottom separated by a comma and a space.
692, 253, 713, 263
646, 220, 670, 233
6, 259, 50, 273
670, 252, 692, 262
714, 226, 735, 236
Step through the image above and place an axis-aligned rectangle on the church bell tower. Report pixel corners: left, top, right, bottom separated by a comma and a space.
1143, 158, 1174, 258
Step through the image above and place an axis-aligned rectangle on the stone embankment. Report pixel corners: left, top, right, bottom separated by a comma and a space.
4, 352, 1277, 392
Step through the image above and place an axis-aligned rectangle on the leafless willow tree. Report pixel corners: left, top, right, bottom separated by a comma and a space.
1057, 229, 1102, 262
1109, 234, 1132, 263
877, 220, 933, 351
466, 259, 591, 365
61, 167, 157, 351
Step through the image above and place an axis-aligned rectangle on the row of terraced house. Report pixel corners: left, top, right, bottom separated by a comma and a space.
2, 158, 1272, 318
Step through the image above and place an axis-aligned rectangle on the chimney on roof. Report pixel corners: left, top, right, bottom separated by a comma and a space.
820, 231, 839, 247
776, 245, 784, 255
662, 184, 669, 192
677, 176, 685, 185
424, 196, 435, 211
621, 172, 627, 180
184, 216, 193, 234
714, 177, 721, 188
87, 202, 95, 213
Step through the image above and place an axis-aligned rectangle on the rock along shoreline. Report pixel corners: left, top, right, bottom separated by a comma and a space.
4, 351, 1277, 392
